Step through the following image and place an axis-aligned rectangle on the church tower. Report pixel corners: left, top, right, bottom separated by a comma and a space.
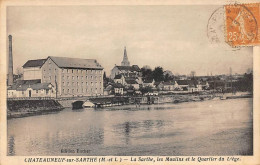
121, 46, 130, 66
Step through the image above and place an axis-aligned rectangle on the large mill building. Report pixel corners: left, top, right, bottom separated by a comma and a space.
22, 56, 104, 97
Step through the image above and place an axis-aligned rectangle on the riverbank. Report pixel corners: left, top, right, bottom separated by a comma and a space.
90, 92, 252, 108
7, 99, 63, 119
7, 92, 252, 118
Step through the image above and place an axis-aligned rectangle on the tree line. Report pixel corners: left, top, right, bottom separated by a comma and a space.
141, 66, 174, 82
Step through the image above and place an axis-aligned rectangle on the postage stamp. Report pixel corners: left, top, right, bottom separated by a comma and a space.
225, 3, 260, 47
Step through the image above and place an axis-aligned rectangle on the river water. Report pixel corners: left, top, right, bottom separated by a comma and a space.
7, 98, 253, 156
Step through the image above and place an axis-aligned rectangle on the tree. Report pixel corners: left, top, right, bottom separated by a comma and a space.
141, 67, 153, 80
126, 85, 135, 96
103, 72, 107, 80
103, 72, 111, 87
153, 67, 164, 82
232, 72, 253, 92
140, 86, 153, 95
164, 73, 174, 82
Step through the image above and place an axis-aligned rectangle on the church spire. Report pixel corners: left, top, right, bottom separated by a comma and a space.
121, 46, 130, 66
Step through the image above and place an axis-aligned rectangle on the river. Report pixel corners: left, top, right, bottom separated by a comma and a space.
7, 98, 253, 156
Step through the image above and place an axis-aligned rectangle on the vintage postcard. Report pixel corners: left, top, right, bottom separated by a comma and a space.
0, 0, 260, 165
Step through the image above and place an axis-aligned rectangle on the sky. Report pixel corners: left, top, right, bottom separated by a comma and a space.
7, 5, 253, 76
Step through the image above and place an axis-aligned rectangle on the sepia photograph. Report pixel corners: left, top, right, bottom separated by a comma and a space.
1, 1, 259, 164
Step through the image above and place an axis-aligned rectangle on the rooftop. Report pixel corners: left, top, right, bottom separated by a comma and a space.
125, 79, 138, 84
176, 80, 197, 85
114, 74, 123, 79
163, 81, 176, 85
23, 56, 103, 69
16, 79, 41, 85
49, 56, 103, 69
104, 85, 113, 91
23, 59, 47, 68
115, 65, 140, 72
113, 83, 124, 88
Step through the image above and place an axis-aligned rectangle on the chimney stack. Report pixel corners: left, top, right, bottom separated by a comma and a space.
8, 35, 13, 86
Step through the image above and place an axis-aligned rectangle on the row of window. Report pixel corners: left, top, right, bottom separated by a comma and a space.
19, 89, 51, 95
43, 75, 57, 80
43, 68, 102, 75
62, 69, 102, 74
62, 88, 102, 94
62, 75, 102, 80
62, 81, 102, 87
44, 68, 57, 71
43, 75, 102, 81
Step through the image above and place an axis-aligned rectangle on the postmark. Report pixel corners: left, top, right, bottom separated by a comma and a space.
207, 7, 240, 51
224, 3, 260, 47
207, 7, 225, 44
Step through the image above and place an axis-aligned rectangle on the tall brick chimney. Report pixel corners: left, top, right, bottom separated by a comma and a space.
8, 35, 13, 86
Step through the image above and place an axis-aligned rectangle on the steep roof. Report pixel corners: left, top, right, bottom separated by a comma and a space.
15, 79, 41, 85
23, 59, 47, 68
163, 81, 175, 85
177, 80, 198, 86
48, 56, 103, 69
132, 65, 140, 71
104, 85, 113, 91
154, 81, 161, 86
8, 80, 42, 90
113, 83, 124, 88
125, 77, 138, 81
125, 79, 138, 84
116, 65, 140, 72
114, 74, 123, 79
177, 80, 191, 85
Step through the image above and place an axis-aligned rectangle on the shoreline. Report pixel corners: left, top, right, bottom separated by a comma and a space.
7, 107, 63, 119
7, 99, 63, 119
7, 92, 252, 119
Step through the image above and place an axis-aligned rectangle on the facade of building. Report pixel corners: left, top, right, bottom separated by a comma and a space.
22, 56, 104, 97
23, 59, 47, 80
114, 83, 124, 95
104, 85, 113, 96
125, 79, 139, 90
157, 80, 208, 92
7, 83, 56, 98
160, 82, 177, 91
114, 74, 126, 85
111, 65, 142, 79
142, 79, 155, 88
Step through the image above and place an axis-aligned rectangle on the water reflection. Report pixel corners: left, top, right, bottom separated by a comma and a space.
7, 98, 253, 156
118, 120, 166, 145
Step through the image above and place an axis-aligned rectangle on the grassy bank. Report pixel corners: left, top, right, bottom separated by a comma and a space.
7, 99, 63, 119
